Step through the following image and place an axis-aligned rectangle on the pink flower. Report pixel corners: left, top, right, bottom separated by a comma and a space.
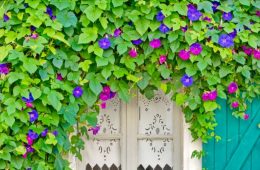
252, 49, 260, 60
30, 33, 38, 39
128, 48, 138, 58
159, 55, 167, 64
231, 101, 239, 108
228, 82, 238, 94
243, 114, 249, 120
100, 102, 106, 109
26, 102, 33, 108
178, 50, 190, 60
149, 39, 161, 48
22, 154, 27, 159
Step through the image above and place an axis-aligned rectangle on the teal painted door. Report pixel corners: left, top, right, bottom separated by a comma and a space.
203, 98, 260, 170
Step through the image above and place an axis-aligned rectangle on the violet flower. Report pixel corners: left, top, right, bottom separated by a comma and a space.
98, 38, 111, 49
28, 110, 39, 122
73, 86, 83, 98
52, 130, 58, 136
129, 48, 138, 58
222, 12, 233, 21
3, 14, 9, 22
203, 17, 211, 22
187, 4, 202, 21
181, 74, 193, 87
114, 28, 122, 37
149, 39, 161, 48
218, 34, 234, 48
30, 26, 36, 32
228, 29, 237, 39
212, 1, 220, 13
181, 26, 188, 32
46, 6, 54, 18
0, 63, 9, 75
228, 82, 238, 94
132, 39, 143, 45
156, 11, 165, 22
26, 145, 34, 153
178, 50, 190, 60
159, 55, 167, 64
22, 93, 34, 108
159, 23, 170, 33
88, 126, 101, 135
28, 130, 38, 140
189, 43, 202, 55
41, 128, 48, 137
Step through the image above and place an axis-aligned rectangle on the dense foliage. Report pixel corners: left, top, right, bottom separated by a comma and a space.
0, 0, 259, 169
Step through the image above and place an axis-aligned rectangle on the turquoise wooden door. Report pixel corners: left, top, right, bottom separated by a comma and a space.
203, 98, 260, 170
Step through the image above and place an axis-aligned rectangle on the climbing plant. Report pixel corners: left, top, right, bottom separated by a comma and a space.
0, 0, 259, 169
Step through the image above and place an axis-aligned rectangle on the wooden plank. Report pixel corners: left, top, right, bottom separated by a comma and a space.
240, 100, 253, 170
224, 110, 260, 170
251, 98, 260, 170
214, 98, 227, 170
226, 101, 239, 162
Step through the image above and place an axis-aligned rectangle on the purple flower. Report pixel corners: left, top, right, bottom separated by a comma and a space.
28, 110, 38, 122
100, 102, 106, 109
46, 7, 54, 18
256, 10, 260, 17
56, 73, 63, 81
181, 26, 188, 32
131, 39, 143, 45
243, 114, 249, 120
3, 14, 9, 22
228, 82, 238, 94
208, 90, 217, 101
129, 48, 138, 58
109, 91, 116, 99
102, 86, 111, 94
0, 63, 9, 75
212, 1, 220, 13
30, 26, 36, 32
28, 130, 38, 140
231, 101, 239, 108
52, 130, 58, 136
27, 136, 33, 145
181, 74, 193, 87
159, 55, 167, 64
159, 24, 170, 33
88, 126, 101, 135
228, 29, 237, 39
73, 86, 83, 98
156, 11, 165, 22
242, 46, 253, 55
22, 93, 34, 103
218, 34, 234, 48
30, 33, 38, 39
189, 43, 202, 55
178, 50, 190, 60
203, 17, 212, 22
99, 92, 110, 101
26, 145, 34, 153
187, 5, 202, 21
252, 49, 260, 60
114, 28, 122, 37
41, 128, 48, 137
222, 12, 233, 21
98, 38, 111, 49
149, 39, 161, 48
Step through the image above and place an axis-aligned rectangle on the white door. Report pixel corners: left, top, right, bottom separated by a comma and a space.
74, 91, 183, 170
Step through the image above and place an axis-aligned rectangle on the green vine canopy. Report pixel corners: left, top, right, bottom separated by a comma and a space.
0, 0, 259, 169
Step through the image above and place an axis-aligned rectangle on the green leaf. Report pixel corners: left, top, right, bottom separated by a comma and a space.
118, 81, 130, 102
239, 0, 250, 6
176, 93, 187, 106
78, 27, 98, 44
54, 155, 65, 170
84, 5, 103, 22
23, 58, 38, 74
89, 79, 103, 95
134, 18, 150, 35
83, 112, 98, 126
198, 1, 213, 14
47, 91, 63, 111
173, 2, 188, 15
82, 88, 97, 107
11, 157, 24, 169
219, 66, 232, 78
99, 17, 108, 29
112, 0, 124, 7
57, 10, 78, 28
248, 35, 257, 48
203, 101, 218, 112
46, 133, 58, 145
59, 105, 79, 125
0, 152, 11, 161
137, 73, 151, 90
50, 0, 71, 10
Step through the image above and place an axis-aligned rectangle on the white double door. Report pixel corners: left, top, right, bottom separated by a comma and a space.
75, 91, 183, 170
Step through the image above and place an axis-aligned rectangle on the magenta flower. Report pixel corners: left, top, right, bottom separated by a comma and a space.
228, 82, 238, 94
98, 38, 111, 49
159, 55, 167, 64
149, 39, 161, 48
178, 50, 190, 60
242, 46, 253, 55
202, 92, 210, 101
252, 49, 260, 60
28, 110, 39, 122
181, 74, 193, 87
114, 28, 122, 37
129, 48, 138, 58
73, 86, 83, 98
189, 43, 202, 55
27, 136, 34, 145
243, 114, 249, 120
88, 125, 101, 135
56, 73, 63, 81
256, 10, 260, 17
231, 101, 239, 108
99, 92, 110, 101
0, 63, 10, 75
100, 102, 106, 109
102, 86, 111, 94
203, 17, 211, 22
208, 90, 217, 101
